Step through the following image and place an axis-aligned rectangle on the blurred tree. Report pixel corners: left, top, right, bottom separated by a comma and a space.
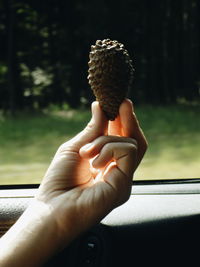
0, 0, 199, 113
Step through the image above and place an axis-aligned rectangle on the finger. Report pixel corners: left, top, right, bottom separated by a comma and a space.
92, 142, 137, 178
80, 135, 137, 159
119, 99, 148, 165
101, 163, 133, 207
108, 115, 122, 136
64, 102, 108, 152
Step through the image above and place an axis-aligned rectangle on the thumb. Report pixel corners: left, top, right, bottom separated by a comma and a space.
69, 102, 108, 151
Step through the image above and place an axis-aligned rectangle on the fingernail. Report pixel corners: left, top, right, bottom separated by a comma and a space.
127, 99, 134, 111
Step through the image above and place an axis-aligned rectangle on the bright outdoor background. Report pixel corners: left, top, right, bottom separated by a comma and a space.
0, 0, 200, 184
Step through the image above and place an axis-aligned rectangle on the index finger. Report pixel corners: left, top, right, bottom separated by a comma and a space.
119, 99, 148, 165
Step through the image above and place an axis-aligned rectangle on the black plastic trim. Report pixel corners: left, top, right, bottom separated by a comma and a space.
0, 178, 200, 190
0, 184, 39, 190
133, 178, 200, 185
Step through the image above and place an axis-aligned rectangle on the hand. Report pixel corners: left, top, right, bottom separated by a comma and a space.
36, 99, 147, 240
0, 99, 147, 266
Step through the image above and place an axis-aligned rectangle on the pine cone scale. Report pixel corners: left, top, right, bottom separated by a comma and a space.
88, 39, 134, 120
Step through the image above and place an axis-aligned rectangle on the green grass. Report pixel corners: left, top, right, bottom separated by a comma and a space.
134, 104, 200, 180
0, 109, 90, 184
0, 104, 199, 184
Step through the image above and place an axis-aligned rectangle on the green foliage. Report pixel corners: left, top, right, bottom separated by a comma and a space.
0, 0, 199, 112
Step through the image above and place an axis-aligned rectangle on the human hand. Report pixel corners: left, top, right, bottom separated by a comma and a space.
0, 99, 147, 266
36, 99, 147, 244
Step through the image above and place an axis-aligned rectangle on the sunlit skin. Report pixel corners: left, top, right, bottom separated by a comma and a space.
0, 99, 147, 267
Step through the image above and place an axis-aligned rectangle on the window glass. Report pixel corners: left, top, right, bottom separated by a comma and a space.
0, 1, 199, 184
134, 104, 200, 180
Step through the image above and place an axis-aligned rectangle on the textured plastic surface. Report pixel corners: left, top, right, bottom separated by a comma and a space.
1, 182, 200, 266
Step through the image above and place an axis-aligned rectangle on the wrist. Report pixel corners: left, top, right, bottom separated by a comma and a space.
0, 200, 68, 266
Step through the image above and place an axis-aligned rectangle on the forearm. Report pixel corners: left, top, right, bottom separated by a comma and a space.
0, 200, 65, 267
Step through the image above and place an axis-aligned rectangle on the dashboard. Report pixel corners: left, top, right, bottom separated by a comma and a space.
1, 180, 200, 266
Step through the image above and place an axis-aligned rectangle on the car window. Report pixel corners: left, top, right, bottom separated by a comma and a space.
0, 1, 199, 185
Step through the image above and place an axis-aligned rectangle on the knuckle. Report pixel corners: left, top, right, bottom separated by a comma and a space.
94, 136, 115, 149
84, 122, 95, 136
58, 142, 66, 151
58, 141, 71, 152
102, 142, 112, 151
131, 138, 138, 147
86, 119, 95, 131
128, 143, 138, 154
122, 137, 138, 148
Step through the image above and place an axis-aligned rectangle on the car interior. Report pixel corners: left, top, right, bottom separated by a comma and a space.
1, 179, 200, 266
1, 1, 199, 266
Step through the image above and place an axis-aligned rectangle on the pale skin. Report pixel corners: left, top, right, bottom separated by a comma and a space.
0, 99, 147, 266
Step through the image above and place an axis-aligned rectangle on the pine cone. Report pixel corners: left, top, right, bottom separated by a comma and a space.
88, 39, 134, 120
